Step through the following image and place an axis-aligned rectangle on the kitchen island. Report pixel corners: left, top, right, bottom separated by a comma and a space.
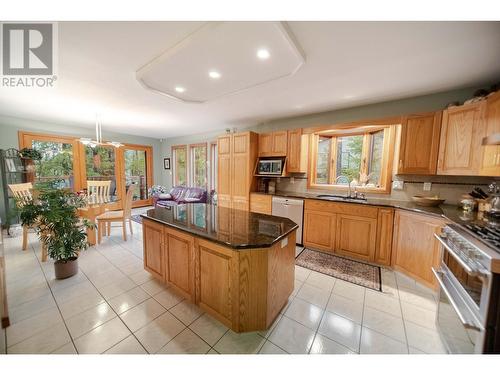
141, 203, 298, 332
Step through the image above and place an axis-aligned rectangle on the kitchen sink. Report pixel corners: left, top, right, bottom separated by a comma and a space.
316, 194, 367, 202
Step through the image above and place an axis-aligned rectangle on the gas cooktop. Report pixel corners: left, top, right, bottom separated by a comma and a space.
464, 222, 500, 252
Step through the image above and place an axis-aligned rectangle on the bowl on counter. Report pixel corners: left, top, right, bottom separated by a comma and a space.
411, 195, 446, 207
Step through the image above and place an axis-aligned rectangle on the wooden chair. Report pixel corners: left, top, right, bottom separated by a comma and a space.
8, 183, 48, 262
87, 180, 111, 197
96, 186, 135, 243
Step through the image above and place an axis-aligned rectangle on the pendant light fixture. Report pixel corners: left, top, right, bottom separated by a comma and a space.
79, 115, 123, 148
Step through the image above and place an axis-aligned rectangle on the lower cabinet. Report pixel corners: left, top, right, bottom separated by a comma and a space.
164, 229, 195, 301
335, 214, 377, 262
303, 200, 393, 265
143, 219, 165, 279
392, 210, 445, 288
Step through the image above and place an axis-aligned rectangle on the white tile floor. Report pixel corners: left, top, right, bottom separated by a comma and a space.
1, 207, 447, 354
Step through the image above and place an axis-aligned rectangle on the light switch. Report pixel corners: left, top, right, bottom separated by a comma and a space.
423, 182, 432, 191
392, 181, 404, 190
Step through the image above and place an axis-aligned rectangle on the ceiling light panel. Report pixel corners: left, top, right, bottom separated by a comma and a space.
137, 22, 305, 103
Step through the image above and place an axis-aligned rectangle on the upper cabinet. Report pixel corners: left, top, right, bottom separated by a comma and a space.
480, 91, 500, 176
437, 101, 486, 175
287, 129, 308, 173
398, 111, 442, 175
258, 131, 287, 156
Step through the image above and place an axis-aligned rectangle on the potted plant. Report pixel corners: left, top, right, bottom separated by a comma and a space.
18, 147, 42, 161
18, 187, 94, 279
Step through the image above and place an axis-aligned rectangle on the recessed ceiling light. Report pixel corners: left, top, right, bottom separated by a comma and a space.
175, 86, 185, 93
209, 71, 221, 79
257, 49, 270, 60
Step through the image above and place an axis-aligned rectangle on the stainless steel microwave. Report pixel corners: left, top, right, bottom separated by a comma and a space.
257, 158, 285, 175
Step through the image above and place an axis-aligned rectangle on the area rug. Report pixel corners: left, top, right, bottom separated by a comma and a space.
131, 214, 143, 224
295, 248, 382, 291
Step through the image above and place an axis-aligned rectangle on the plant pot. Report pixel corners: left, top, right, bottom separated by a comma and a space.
54, 257, 79, 279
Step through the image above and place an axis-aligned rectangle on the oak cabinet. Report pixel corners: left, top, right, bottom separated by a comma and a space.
392, 210, 445, 288
164, 228, 195, 300
258, 131, 288, 156
143, 219, 164, 279
437, 102, 486, 175
335, 214, 377, 262
303, 199, 393, 265
217, 132, 258, 211
375, 208, 394, 266
398, 112, 442, 175
287, 129, 308, 173
249, 193, 272, 215
196, 239, 237, 327
303, 210, 336, 252
480, 91, 500, 176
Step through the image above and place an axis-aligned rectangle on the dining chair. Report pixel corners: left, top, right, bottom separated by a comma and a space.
96, 186, 135, 243
87, 180, 111, 197
8, 182, 48, 261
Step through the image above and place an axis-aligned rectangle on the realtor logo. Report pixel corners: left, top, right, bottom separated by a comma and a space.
2, 23, 53, 75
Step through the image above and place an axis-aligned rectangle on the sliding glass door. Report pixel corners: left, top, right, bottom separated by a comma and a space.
123, 145, 152, 207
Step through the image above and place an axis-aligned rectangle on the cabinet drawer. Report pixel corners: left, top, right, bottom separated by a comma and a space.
250, 193, 272, 214
305, 199, 378, 218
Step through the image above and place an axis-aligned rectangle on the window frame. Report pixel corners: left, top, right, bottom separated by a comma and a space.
209, 141, 217, 192
189, 143, 208, 190
308, 124, 396, 194
172, 144, 188, 187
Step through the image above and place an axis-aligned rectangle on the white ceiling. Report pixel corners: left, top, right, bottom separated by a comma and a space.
1, 21, 500, 139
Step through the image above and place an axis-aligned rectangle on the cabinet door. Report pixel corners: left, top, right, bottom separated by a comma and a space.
480, 91, 500, 176
217, 135, 231, 197
232, 198, 249, 212
392, 210, 444, 288
164, 229, 195, 300
231, 133, 250, 202
249, 193, 272, 214
287, 129, 307, 173
437, 102, 486, 175
335, 214, 377, 262
303, 210, 336, 252
196, 239, 237, 327
142, 220, 164, 279
272, 131, 288, 156
375, 208, 394, 266
258, 133, 273, 156
398, 112, 441, 174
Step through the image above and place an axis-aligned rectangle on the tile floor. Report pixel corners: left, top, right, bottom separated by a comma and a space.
1, 207, 447, 354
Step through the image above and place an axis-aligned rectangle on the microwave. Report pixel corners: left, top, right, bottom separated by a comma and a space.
257, 157, 285, 175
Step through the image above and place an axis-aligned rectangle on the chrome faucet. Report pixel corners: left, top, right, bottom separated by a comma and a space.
335, 175, 352, 198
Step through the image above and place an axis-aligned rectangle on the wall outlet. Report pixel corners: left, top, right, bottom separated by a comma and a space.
392, 180, 404, 190
423, 182, 432, 191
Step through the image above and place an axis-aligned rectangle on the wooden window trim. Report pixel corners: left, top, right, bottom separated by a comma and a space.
172, 144, 188, 187
189, 143, 208, 190
307, 125, 396, 194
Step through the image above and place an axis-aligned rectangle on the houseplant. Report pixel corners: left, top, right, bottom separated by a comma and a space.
18, 147, 42, 161
18, 187, 94, 279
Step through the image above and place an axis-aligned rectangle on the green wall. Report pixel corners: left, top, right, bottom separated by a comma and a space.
159, 85, 483, 189
0, 115, 162, 223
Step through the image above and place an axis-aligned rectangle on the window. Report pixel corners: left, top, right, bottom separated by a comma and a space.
172, 145, 187, 186
210, 142, 217, 191
309, 125, 396, 193
190, 144, 207, 189
85, 145, 117, 195
123, 145, 151, 204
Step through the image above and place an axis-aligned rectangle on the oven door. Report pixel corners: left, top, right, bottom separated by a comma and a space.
432, 265, 485, 353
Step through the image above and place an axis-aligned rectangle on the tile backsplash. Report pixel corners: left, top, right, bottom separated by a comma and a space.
275, 175, 498, 206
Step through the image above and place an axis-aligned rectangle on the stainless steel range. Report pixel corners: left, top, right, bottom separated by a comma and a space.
433, 221, 500, 353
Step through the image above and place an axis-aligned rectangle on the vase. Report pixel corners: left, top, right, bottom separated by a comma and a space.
54, 257, 79, 279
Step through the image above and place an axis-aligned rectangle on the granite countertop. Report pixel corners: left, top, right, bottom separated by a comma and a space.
141, 203, 298, 250
253, 190, 483, 225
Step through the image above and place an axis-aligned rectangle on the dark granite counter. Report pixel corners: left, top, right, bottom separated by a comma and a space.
253, 190, 485, 225
141, 203, 298, 250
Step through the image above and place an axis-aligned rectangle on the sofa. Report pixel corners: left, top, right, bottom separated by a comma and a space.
153, 186, 207, 208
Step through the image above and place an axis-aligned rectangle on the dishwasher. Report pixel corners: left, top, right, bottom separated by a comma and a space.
271, 196, 304, 245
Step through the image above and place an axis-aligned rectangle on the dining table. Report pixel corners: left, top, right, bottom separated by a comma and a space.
78, 195, 120, 246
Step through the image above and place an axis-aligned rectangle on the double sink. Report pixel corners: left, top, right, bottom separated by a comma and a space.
316, 194, 368, 202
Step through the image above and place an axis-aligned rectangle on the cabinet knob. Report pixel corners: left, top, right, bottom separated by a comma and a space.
398, 159, 403, 169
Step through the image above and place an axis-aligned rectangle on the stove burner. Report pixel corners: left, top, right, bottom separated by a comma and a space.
465, 223, 500, 249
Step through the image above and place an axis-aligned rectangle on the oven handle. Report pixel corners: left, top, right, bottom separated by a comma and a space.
431, 267, 482, 332
434, 233, 478, 277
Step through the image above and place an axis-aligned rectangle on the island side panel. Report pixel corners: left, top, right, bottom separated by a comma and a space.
142, 219, 165, 280
266, 230, 296, 327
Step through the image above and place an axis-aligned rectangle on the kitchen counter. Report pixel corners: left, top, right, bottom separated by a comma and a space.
253, 190, 472, 222
141, 203, 298, 249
